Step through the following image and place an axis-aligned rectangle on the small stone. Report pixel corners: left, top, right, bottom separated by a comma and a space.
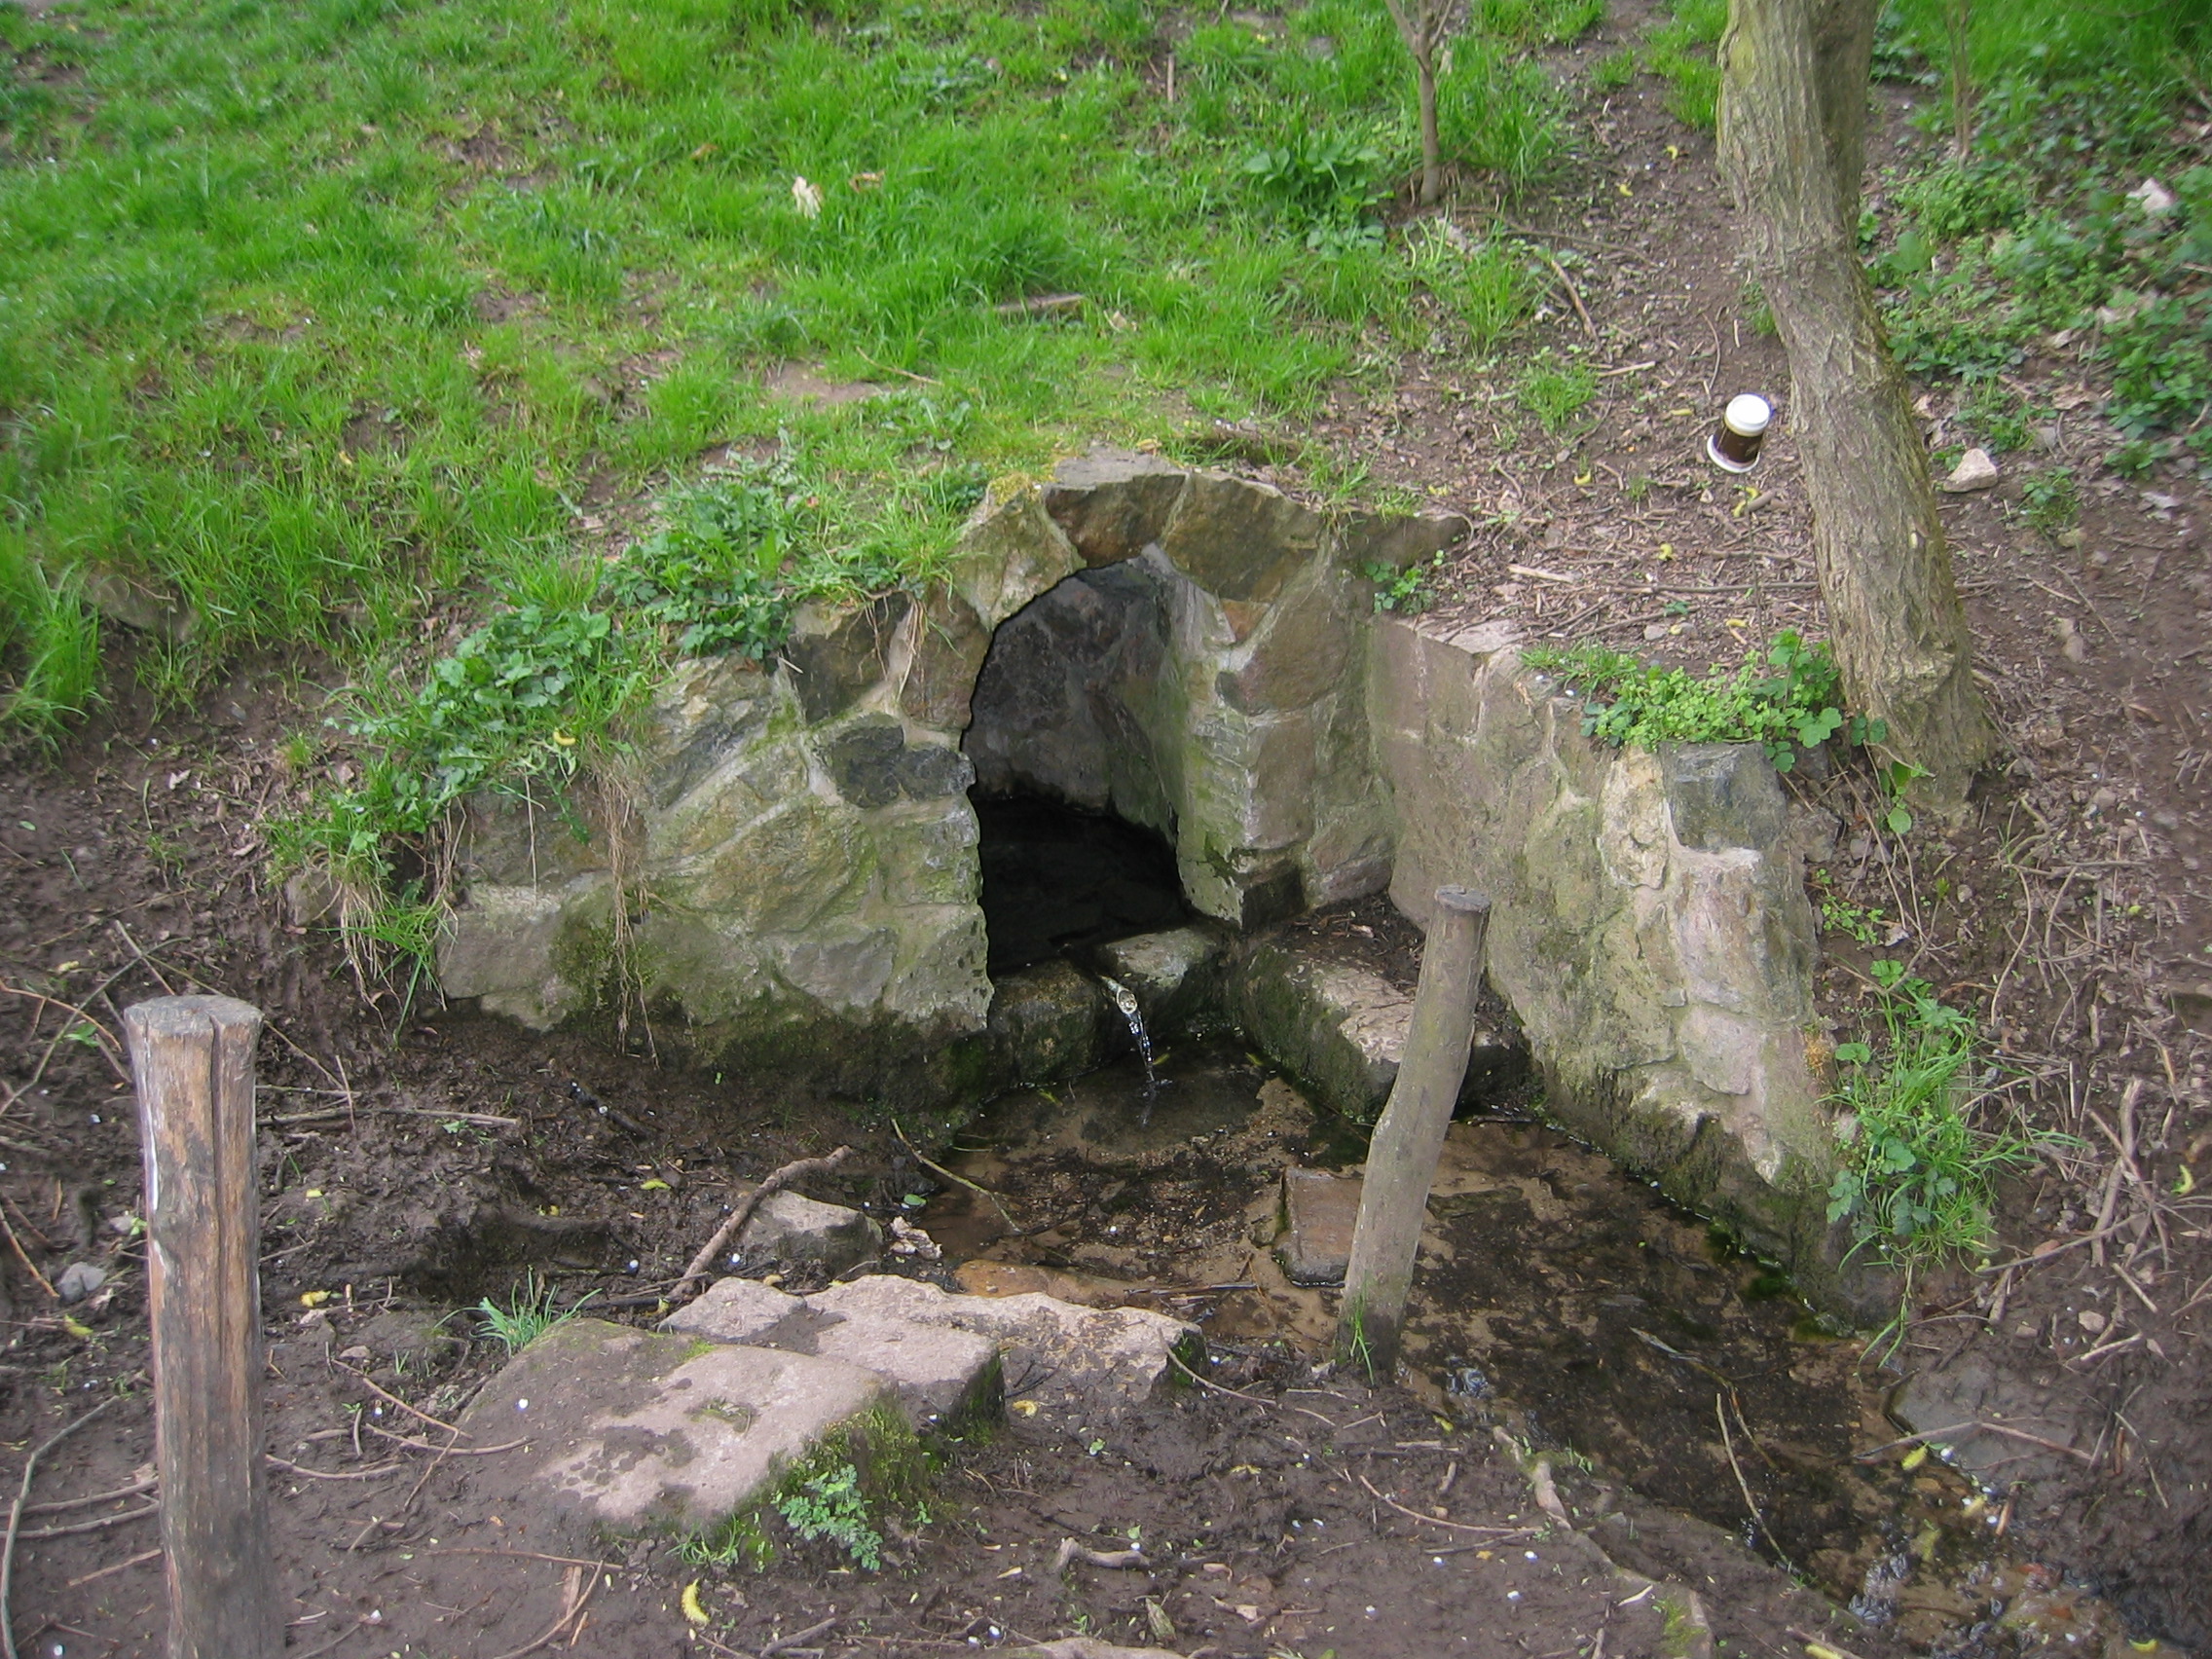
2077, 1308, 2107, 1335
1277, 1168, 1361, 1287
54, 1262, 107, 1304
1941, 448, 2001, 493
2128, 176, 2177, 217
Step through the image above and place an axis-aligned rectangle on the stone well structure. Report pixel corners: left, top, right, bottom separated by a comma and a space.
438, 450, 1863, 1307
439, 453, 1457, 1097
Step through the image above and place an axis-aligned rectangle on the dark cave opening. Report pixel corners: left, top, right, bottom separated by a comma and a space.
972, 793, 1191, 977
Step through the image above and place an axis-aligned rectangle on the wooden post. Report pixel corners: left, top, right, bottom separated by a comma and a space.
125, 996, 281, 1659
1339, 888, 1492, 1374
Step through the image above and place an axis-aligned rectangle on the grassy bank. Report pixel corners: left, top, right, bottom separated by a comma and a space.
0, 0, 1582, 733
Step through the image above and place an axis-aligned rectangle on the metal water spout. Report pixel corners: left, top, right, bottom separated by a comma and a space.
1098, 974, 1160, 1124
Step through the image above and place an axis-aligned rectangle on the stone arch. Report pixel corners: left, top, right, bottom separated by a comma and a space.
436, 452, 1459, 1099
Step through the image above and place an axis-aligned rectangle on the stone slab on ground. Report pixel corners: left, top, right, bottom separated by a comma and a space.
803, 1297, 1002, 1428
1277, 1167, 1361, 1286
660, 1274, 999, 1425
662, 1276, 808, 1346
808, 1274, 1198, 1419
452, 1317, 891, 1535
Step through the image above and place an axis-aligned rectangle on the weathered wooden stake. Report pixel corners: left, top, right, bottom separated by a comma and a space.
125, 995, 281, 1659
1339, 887, 1492, 1374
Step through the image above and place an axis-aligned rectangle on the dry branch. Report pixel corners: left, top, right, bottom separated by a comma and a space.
674, 1146, 854, 1301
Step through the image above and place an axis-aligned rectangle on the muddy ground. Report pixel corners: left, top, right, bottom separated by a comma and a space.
7, 0, 2212, 1653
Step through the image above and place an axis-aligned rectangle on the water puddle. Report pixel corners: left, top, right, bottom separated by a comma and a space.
920, 1043, 2152, 1654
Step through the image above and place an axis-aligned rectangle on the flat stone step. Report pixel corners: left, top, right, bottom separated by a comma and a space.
665, 1272, 1198, 1426
1232, 937, 1521, 1121
453, 1317, 892, 1537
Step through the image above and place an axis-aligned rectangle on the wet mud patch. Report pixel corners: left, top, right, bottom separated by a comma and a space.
922, 1045, 2147, 1654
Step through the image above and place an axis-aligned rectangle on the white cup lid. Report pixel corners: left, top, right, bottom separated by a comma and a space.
1724, 394, 1772, 435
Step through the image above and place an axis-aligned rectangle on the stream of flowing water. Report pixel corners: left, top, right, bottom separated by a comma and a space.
1097, 974, 1159, 1124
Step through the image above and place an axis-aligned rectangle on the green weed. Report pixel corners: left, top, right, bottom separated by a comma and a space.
1825, 960, 2041, 1271
1591, 49, 1639, 92
1956, 378, 2039, 453
677, 1512, 774, 1571
1364, 552, 1446, 615
2018, 465, 2079, 533
475, 1271, 595, 1354
1524, 631, 1863, 773
777, 1462, 883, 1570
1812, 872, 1887, 947
1517, 350, 1598, 430
1739, 277, 1777, 338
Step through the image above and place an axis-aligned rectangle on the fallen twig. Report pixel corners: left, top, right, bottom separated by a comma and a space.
265, 1105, 519, 1130
1053, 1537, 1150, 1572
487, 1563, 599, 1659
675, 1146, 854, 1302
65, 1548, 161, 1590
3, 1396, 120, 1659
1714, 1393, 1793, 1577
1165, 1350, 1337, 1426
1355, 1472, 1540, 1537
0, 1201, 55, 1304
892, 1120, 1015, 1231
1788, 1626, 1873, 1659
1853, 1421, 2091, 1464
265, 1455, 405, 1482
364, 1426, 527, 1457
763, 1616, 839, 1656
335, 1363, 471, 1437
13, 1503, 159, 1542
25, 1475, 156, 1516
425, 1547, 614, 1569
1544, 251, 1597, 339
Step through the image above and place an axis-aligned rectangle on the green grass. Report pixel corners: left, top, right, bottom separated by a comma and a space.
474, 1270, 595, 1353
1472, 0, 1606, 49
1825, 960, 2043, 1272
1641, 0, 1725, 130
0, 0, 1576, 730
1515, 349, 1597, 429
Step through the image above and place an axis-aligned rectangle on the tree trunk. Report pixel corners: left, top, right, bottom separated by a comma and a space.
1718, 0, 1996, 810
1416, 54, 1442, 205
1384, 0, 1446, 207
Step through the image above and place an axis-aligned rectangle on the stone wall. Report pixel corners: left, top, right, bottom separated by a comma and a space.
1368, 615, 1870, 1311
438, 454, 1460, 1099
